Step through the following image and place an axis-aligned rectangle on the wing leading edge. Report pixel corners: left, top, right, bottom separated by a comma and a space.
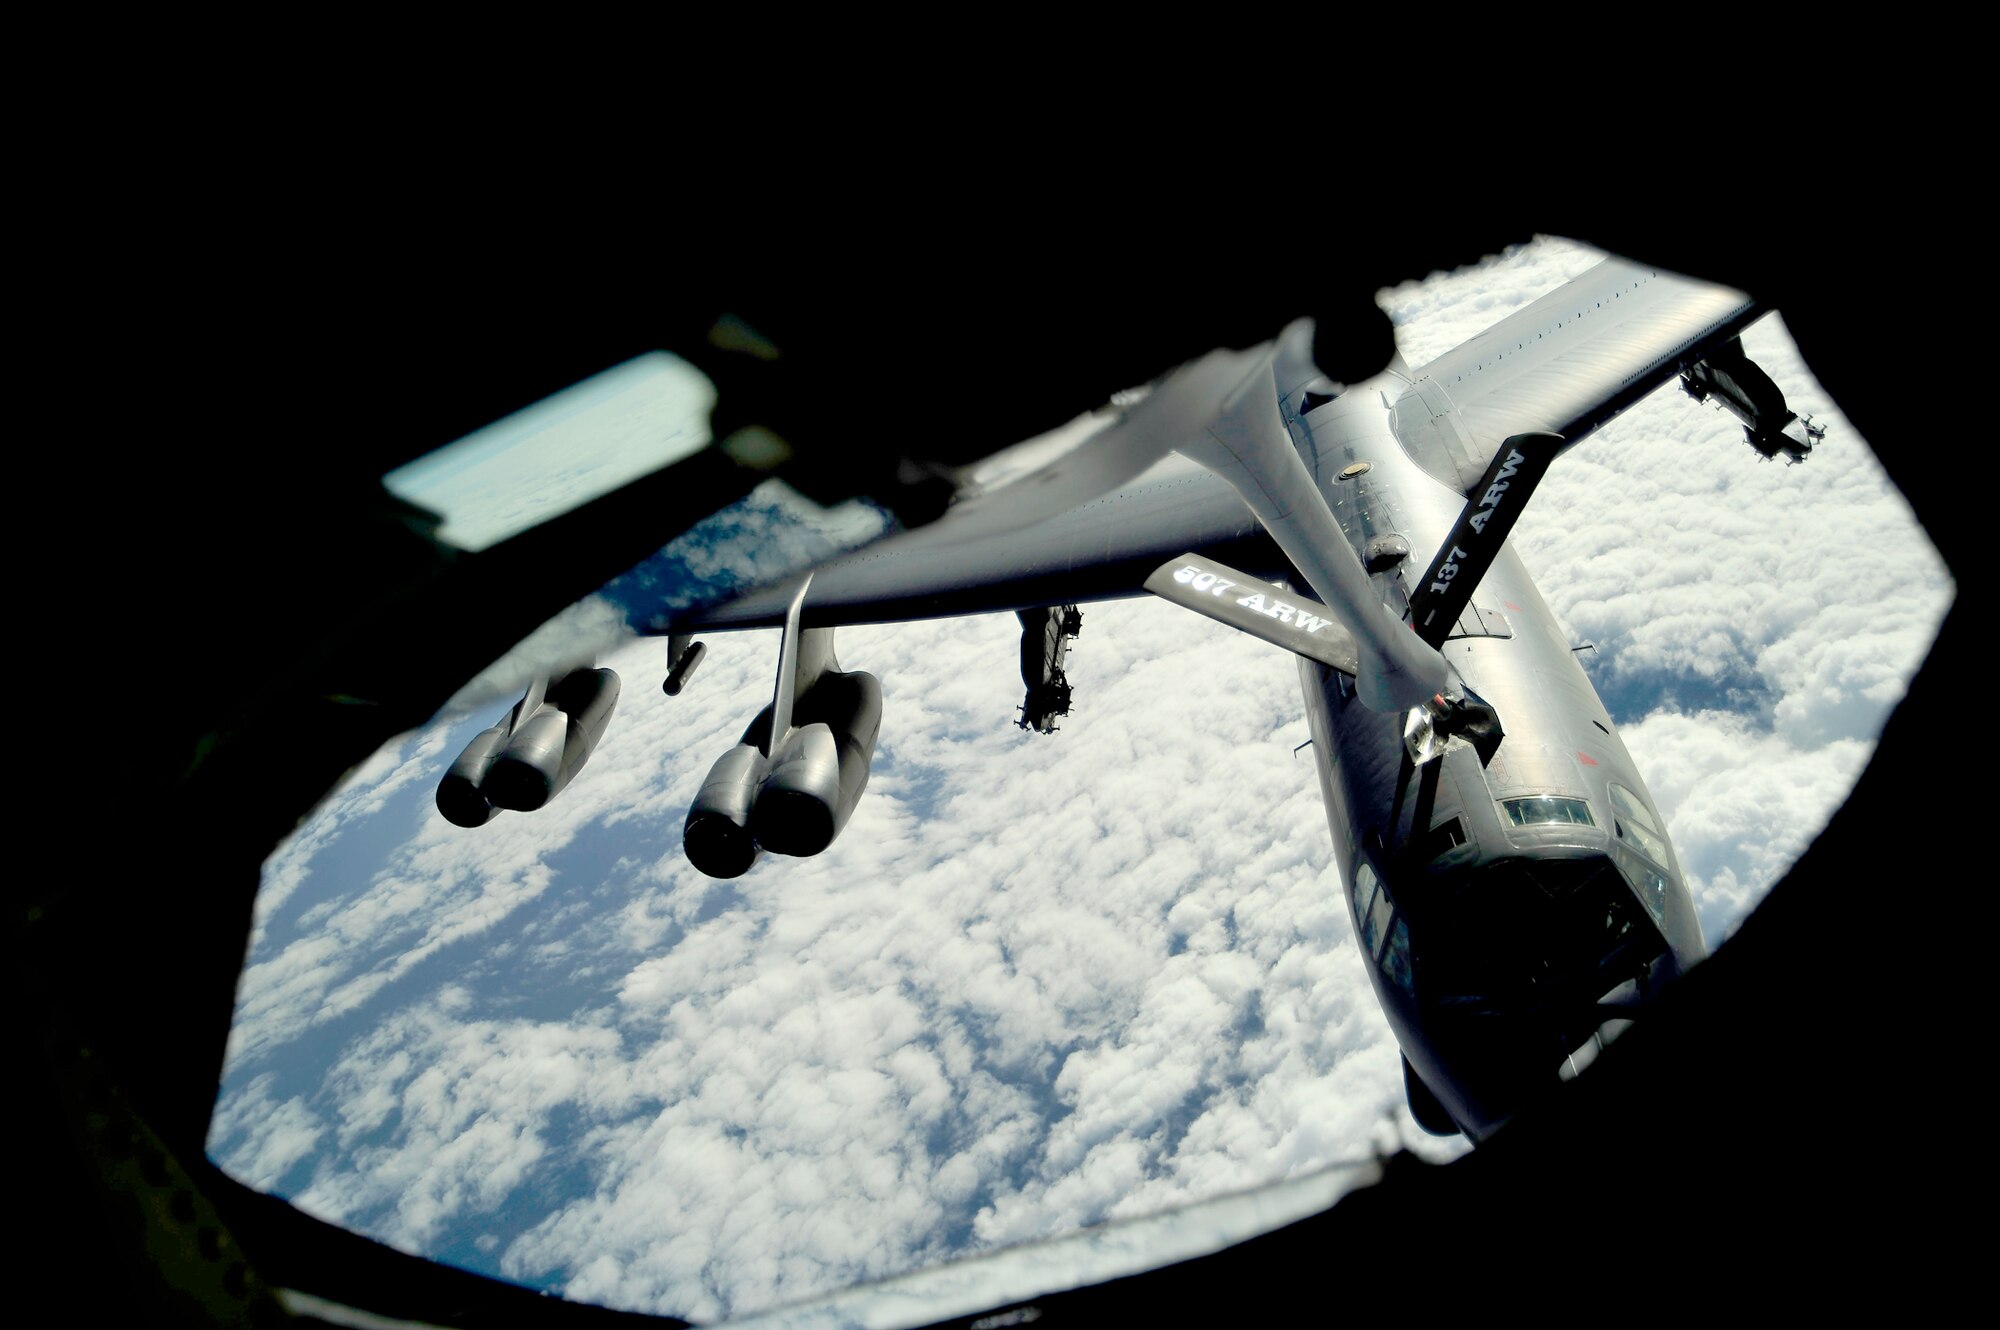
662, 255, 1767, 635
658, 453, 1284, 632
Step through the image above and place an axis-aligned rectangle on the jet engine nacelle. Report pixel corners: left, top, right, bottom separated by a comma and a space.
683, 664, 882, 878
436, 667, 621, 828
436, 725, 511, 828
684, 742, 766, 879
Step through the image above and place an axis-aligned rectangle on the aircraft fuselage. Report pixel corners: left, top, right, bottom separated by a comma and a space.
1289, 365, 1706, 1140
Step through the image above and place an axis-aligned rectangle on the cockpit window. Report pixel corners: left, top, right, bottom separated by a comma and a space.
1353, 862, 1384, 954
1368, 888, 1393, 960
1422, 817, 1467, 862
1501, 796, 1594, 828
1607, 783, 1651, 827
1383, 918, 1414, 996
1609, 783, 1670, 867
1611, 843, 1670, 922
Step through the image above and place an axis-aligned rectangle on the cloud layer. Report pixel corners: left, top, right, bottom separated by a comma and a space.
1390, 244, 1951, 944
209, 237, 1950, 1320
221, 604, 1421, 1320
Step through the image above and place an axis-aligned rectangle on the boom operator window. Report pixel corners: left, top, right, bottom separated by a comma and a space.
1350, 862, 1414, 997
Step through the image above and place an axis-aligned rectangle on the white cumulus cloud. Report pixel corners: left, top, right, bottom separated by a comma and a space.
206, 236, 1947, 1321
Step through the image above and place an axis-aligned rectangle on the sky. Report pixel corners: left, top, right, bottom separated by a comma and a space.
207, 237, 1953, 1324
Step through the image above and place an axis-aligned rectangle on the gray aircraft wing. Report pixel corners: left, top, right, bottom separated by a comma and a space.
651, 257, 1763, 635
643, 343, 1319, 633
655, 453, 1277, 632
1391, 256, 1763, 493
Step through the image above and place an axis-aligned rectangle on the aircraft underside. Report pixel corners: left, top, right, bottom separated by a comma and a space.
431, 255, 1815, 1143
1287, 366, 1705, 1139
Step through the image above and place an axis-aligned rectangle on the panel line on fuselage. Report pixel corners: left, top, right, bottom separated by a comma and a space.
1289, 358, 1702, 1141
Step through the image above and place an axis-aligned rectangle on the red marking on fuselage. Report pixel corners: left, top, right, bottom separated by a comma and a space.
1576, 751, 1600, 767
1504, 600, 1522, 612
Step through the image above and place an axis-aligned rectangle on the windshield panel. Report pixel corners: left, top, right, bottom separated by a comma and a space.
1501, 796, 1595, 828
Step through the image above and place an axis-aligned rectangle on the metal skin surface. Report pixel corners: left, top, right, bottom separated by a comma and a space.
684, 742, 767, 878
661, 256, 1775, 1139
753, 668, 883, 857
1142, 553, 1360, 674
683, 613, 885, 877
682, 452, 1280, 631
676, 260, 1757, 637
437, 668, 622, 825
662, 637, 706, 696
1291, 360, 1705, 1140
1176, 323, 1451, 712
46, 199, 1953, 1330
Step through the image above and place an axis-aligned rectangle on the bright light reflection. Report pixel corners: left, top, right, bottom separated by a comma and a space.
385, 353, 716, 551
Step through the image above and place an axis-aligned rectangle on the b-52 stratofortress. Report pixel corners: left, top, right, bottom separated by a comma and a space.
438, 256, 1814, 1141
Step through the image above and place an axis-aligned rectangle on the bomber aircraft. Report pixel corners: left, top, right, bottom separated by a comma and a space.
433, 254, 1821, 1141
37, 199, 1959, 1330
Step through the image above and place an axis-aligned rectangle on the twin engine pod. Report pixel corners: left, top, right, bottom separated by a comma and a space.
436, 668, 621, 828
684, 661, 882, 879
